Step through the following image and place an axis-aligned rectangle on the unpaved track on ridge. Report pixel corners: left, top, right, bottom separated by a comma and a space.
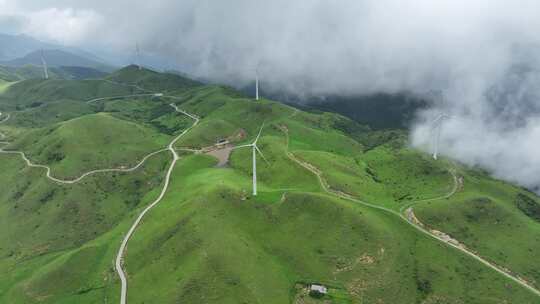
2, 105, 199, 304
279, 125, 540, 298
4, 85, 539, 300
0, 112, 9, 142
115, 103, 199, 304
0, 146, 169, 184
0, 89, 193, 184
0, 86, 200, 304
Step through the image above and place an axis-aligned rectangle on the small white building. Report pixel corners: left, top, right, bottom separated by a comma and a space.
309, 284, 328, 295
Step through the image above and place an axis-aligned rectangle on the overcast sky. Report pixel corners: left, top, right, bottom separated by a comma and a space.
2, 0, 540, 192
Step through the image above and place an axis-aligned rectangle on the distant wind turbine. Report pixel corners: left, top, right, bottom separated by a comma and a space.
136, 43, 142, 70
40, 50, 49, 80
234, 124, 269, 195
431, 114, 450, 160
255, 65, 260, 100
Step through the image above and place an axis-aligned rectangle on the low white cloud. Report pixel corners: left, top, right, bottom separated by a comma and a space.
0, 5, 102, 45
0, 0, 18, 13
412, 113, 540, 192
23, 8, 102, 45
1, 0, 540, 192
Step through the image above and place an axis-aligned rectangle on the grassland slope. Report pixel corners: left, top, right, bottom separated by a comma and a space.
0, 66, 539, 303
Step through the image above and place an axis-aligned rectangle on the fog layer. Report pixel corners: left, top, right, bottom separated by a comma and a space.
2, 0, 540, 191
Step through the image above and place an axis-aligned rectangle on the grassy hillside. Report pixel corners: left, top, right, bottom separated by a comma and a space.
6, 113, 170, 178
0, 64, 106, 82
0, 49, 113, 72
173, 87, 294, 148
108, 65, 201, 93
0, 80, 13, 94
0, 66, 539, 303
122, 154, 537, 304
0, 78, 141, 110
1, 65, 48, 81
414, 166, 540, 289
0, 151, 171, 304
2, 99, 96, 128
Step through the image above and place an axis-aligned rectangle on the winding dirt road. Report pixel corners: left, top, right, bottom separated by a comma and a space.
0, 112, 10, 141
0, 146, 169, 184
280, 125, 540, 298
115, 103, 199, 304
0, 89, 197, 184
0, 86, 200, 304
3, 83, 539, 301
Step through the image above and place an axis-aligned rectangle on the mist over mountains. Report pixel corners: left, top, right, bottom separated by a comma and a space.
412, 46, 540, 193
2, 0, 540, 192
0, 49, 112, 71
0, 33, 55, 60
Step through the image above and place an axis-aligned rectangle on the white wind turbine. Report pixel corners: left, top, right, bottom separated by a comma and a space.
255, 65, 260, 100
234, 124, 269, 195
136, 43, 142, 70
40, 50, 49, 80
431, 114, 450, 160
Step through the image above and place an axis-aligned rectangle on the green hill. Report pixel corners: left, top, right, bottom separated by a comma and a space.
414, 167, 540, 290
0, 64, 52, 81
0, 79, 13, 94
123, 155, 536, 304
0, 64, 108, 82
0, 49, 113, 72
108, 65, 202, 93
0, 66, 539, 304
5, 113, 170, 178
0, 78, 139, 111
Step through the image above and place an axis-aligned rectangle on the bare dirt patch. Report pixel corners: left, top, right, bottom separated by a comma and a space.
206, 146, 233, 167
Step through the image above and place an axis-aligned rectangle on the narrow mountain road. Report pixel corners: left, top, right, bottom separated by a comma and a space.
0, 92, 189, 184
115, 103, 199, 304
0, 146, 169, 184
0, 112, 10, 142
279, 126, 540, 298
0, 111, 172, 184
398, 169, 460, 214
1, 87, 200, 304
0, 112, 9, 124
87, 93, 156, 104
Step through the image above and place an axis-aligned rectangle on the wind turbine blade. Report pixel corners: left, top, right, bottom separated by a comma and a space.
253, 124, 264, 144
254, 145, 269, 165
136, 43, 142, 70
431, 114, 444, 126
233, 144, 252, 150
40, 49, 49, 79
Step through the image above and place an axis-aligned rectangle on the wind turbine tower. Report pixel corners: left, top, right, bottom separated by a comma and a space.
255, 66, 259, 100
40, 50, 49, 80
234, 124, 269, 195
136, 43, 142, 70
431, 114, 449, 160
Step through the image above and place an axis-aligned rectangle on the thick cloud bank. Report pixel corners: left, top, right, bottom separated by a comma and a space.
2, 0, 540, 191
411, 56, 540, 193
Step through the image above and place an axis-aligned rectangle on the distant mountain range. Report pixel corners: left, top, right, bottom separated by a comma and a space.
0, 65, 108, 81
0, 33, 104, 62
0, 49, 114, 72
0, 33, 115, 81
0, 33, 56, 61
0, 32, 204, 82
